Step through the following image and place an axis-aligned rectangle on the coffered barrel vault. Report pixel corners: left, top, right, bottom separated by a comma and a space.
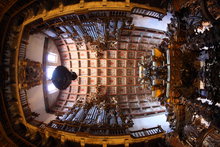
45, 17, 167, 115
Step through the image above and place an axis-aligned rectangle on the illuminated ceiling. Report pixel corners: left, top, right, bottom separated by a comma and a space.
32, 11, 167, 116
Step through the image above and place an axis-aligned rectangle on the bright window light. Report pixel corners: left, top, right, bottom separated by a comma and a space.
47, 52, 57, 63
47, 83, 57, 93
47, 66, 56, 79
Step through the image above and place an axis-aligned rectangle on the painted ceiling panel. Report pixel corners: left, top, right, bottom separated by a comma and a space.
61, 53, 70, 60
70, 85, 78, 93
68, 44, 77, 50
69, 95, 77, 101
58, 45, 68, 51
59, 93, 69, 100
89, 87, 97, 93
131, 44, 139, 50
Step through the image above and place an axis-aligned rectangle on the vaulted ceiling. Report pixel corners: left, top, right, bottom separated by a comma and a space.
35, 11, 167, 116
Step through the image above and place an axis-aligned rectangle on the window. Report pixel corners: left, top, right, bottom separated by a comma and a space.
47, 83, 58, 93
46, 66, 56, 79
47, 52, 57, 63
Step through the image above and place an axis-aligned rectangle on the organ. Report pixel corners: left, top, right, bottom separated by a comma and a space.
55, 95, 133, 129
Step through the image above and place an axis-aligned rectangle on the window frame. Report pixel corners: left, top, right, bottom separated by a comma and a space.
47, 83, 58, 94
46, 66, 57, 80
47, 52, 57, 63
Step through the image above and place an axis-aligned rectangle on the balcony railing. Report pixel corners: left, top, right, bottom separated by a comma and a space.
131, 7, 165, 20
130, 126, 164, 138
48, 120, 165, 138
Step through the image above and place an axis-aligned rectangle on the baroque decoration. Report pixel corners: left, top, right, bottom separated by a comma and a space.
19, 58, 43, 89
0, 0, 220, 147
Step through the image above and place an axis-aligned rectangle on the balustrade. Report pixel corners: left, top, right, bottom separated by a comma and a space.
130, 126, 164, 138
